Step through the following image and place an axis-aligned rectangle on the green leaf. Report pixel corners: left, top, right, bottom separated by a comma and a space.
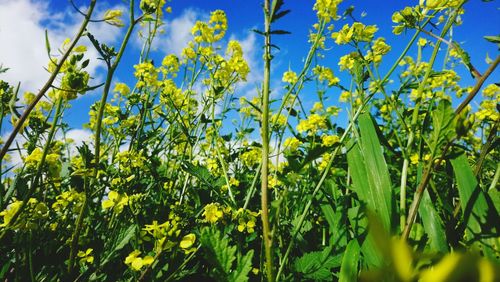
293, 246, 341, 280
229, 249, 254, 282
418, 189, 448, 253
101, 224, 137, 265
347, 112, 393, 232
200, 227, 236, 279
451, 154, 500, 261
339, 240, 360, 282
484, 35, 500, 44
270, 29, 291, 35
430, 100, 456, 154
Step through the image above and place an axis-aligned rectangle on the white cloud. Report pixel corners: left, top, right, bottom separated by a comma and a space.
134, 8, 202, 56
63, 128, 93, 157
0, 0, 124, 93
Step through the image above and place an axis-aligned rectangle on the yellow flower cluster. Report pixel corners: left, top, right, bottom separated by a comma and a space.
52, 189, 85, 215
241, 147, 261, 167
366, 38, 391, 65
221, 177, 240, 192
113, 83, 130, 96
313, 0, 343, 22
78, 248, 94, 266
313, 65, 339, 86
332, 22, 378, 45
482, 84, 499, 99
297, 114, 328, 135
321, 134, 340, 147
476, 100, 499, 122
0, 198, 48, 230
424, 0, 462, 10
192, 10, 227, 43
140, 0, 166, 15
391, 6, 423, 35
233, 208, 259, 234
283, 137, 301, 153
102, 190, 129, 214
338, 52, 359, 71
161, 54, 180, 76
268, 175, 282, 189
282, 70, 298, 84
25, 147, 61, 177
125, 250, 154, 271
134, 61, 158, 89
179, 233, 196, 253
203, 203, 226, 223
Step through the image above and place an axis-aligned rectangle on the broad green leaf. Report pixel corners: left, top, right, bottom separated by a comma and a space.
451, 154, 490, 235
419, 189, 448, 253
293, 246, 341, 280
200, 227, 240, 280
430, 100, 455, 154
451, 154, 500, 261
347, 112, 393, 232
339, 240, 360, 282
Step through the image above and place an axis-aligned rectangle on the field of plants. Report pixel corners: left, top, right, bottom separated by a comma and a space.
0, 0, 499, 281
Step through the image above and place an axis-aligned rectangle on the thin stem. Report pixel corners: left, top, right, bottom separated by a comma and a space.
261, 0, 274, 281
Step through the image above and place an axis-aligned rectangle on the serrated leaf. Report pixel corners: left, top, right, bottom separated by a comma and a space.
293, 246, 341, 280
229, 249, 254, 282
200, 227, 237, 279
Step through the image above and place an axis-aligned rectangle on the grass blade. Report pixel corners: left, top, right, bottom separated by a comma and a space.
347, 112, 393, 232
339, 240, 360, 282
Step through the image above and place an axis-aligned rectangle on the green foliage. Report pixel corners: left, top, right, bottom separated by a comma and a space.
200, 227, 254, 282
0, 0, 498, 281
293, 246, 341, 280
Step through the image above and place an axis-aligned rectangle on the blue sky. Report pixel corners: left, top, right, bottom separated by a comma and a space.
0, 0, 499, 134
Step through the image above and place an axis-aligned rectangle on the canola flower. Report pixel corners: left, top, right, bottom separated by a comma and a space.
203, 203, 224, 223
125, 250, 154, 271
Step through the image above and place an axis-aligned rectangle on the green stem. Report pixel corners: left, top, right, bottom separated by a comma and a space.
261, 0, 274, 281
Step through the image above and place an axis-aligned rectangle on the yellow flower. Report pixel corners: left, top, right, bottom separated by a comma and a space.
103, 9, 124, 27
321, 134, 340, 147
113, 83, 130, 96
77, 248, 94, 265
417, 38, 428, 47
282, 70, 298, 84
313, 0, 342, 22
203, 203, 224, 223
313, 65, 339, 86
125, 250, 154, 271
482, 84, 499, 98
180, 233, 196, 249
102, 190, 129, 213
0, 200, 22, 227
283, 137, 301, 152
410, 153, 419, 165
